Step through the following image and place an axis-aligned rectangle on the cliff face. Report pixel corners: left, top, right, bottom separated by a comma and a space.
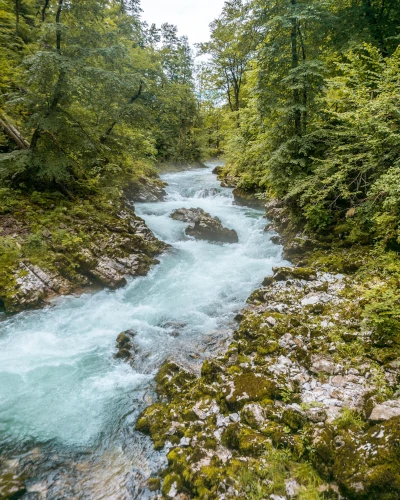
0, 183, 167, 313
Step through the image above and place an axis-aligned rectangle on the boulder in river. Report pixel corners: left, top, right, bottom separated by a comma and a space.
115, 329, 136, 361
171, 208, 238, 243
170, 208, 205, 223
232, 187, 265, 208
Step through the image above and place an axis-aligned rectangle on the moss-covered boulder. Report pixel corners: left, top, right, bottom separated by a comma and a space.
155, 360, 197, 399
135, 403, 171, 449
0, 473, 26, 500
272, 266, 317, 281
332, 417, 400, 498
222, 372, 279, 410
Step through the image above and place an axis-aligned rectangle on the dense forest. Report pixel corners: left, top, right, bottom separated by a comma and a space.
201, 0, 400, 245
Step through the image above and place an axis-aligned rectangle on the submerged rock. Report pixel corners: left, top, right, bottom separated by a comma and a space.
0, 472, 26, 500
171, 207, 238, 244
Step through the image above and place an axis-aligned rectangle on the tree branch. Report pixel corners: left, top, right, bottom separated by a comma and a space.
100, 81, 143, 144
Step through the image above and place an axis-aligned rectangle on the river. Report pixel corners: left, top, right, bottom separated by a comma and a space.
0, 161, 283, 499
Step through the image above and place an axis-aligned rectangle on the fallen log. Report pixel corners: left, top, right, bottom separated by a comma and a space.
0, 113, 30, 149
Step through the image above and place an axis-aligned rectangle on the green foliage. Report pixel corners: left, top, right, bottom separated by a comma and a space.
200, 0, 400, 246
333, 408, 364, 430
364, 287, 400, 340
0, 0, 203, 192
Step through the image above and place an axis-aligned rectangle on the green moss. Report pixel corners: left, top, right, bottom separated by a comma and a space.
223, 372, 279, 410
0, 472, 27, 500
332, 417, 400, 498
147, 477, 161, 492
221, 423, 240, 449
135, 403, 170, 449
155, 361, 196, 399
201, 359, 223, 382
161, 472, 184, 497
282, 407, 306, 431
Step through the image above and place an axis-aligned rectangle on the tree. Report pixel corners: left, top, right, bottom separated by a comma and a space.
198, 0, 253, 113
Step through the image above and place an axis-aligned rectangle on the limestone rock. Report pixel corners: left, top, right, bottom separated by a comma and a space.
369, 399, 400, 422
7, 262, 73, 312
124, 177, 167, 203
310, 354, 336, 375
170, 207, 206, 223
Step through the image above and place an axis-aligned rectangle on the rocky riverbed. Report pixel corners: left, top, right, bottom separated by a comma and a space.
135, 171, 400, 499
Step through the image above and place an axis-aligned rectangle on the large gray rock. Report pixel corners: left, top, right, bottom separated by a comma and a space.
171, 208, 238, 244
124, 177, 168, 203
8, 263, 72, 312
369, 399, 400, 422
170, 208, 206, 223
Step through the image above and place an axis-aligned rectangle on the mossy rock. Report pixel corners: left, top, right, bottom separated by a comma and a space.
332, 417, 400, 499
282, 406, 307, 431
201, 359, 223, 382
162, 472, 185, 498
222, 371, 279, 410
272, 266, 317, 282
135, 403, 170, 448
147, 477, 161, 492
155, 360, 197, 399
237, 427, 266, 456
0, 473, 27, 500
192, 465, 224, 498
221, 423, 241, 449
257, 340, 279, 356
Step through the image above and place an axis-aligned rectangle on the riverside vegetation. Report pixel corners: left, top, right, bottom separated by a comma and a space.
1, 0, 400, 499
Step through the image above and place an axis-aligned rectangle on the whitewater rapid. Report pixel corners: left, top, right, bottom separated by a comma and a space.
0, 162, 283, 498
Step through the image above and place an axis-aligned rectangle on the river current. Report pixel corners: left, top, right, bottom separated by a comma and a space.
0, 162, 283, 498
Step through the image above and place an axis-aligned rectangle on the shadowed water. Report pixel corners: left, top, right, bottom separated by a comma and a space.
0, 161, 283, 498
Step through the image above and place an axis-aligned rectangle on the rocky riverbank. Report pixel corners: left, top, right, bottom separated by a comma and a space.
135, 172, 400, 499
0, 178, 167, 313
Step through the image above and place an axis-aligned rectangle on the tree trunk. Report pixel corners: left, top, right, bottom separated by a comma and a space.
0, 114, 30, 149
15, 0, 20, 34
30, 0, 65, 151
41, 0, 50, 21
56, 0, 63, 53
100, 81, 143, 143
290, 0, 301, 137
